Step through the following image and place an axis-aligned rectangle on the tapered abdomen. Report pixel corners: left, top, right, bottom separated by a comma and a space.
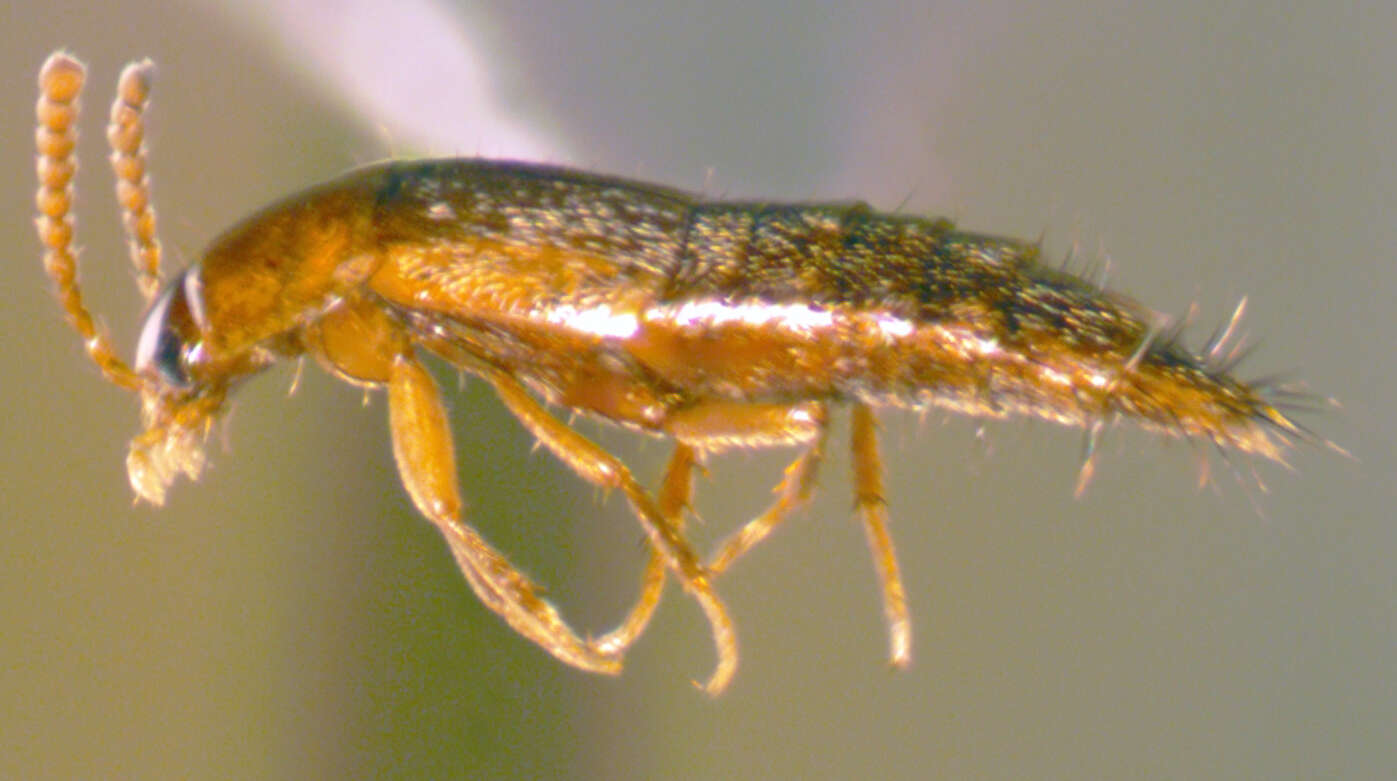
367, 160, 1296, 459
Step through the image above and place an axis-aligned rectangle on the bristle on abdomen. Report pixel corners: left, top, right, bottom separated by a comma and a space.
822, 241, 1317, 471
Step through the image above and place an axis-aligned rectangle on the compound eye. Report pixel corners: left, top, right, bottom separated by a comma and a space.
135, 273, 196, 389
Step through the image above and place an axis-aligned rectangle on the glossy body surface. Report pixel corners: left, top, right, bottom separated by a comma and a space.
36, 53, 1305, 694
210, 160, 1288, 448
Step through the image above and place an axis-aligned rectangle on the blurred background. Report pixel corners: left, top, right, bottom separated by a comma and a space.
3, 1, 1393, 777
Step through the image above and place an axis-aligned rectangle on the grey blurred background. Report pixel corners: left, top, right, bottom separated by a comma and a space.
3, 1, 1392, 778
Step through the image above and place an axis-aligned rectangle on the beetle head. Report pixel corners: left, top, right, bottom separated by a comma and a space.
125, 267, 227, 505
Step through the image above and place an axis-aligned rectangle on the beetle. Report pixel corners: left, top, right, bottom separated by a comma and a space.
35, 52, 1314, 694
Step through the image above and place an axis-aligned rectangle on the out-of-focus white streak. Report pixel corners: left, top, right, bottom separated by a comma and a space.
228, 0, 563, 160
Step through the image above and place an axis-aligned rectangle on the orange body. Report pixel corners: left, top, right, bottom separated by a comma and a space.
36, 53, 1306, 694
188, 159, 1292, 456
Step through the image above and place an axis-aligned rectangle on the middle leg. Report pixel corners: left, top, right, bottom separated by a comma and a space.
480, 368, 739, 694
596, 443, 697, 656
661, 399, 829, 575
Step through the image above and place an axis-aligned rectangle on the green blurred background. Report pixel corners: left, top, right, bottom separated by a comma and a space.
3, 1, 1393, 777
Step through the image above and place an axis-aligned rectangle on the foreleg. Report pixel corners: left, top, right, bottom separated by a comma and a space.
388, 353, 621, 675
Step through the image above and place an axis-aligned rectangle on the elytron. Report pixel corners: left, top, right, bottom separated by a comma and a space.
35, 52, 1314, 694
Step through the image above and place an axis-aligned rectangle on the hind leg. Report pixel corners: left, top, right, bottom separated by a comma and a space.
851, 403, 912, 667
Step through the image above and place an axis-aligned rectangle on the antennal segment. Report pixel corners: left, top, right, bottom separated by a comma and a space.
107, 58, 163, 303
36, 52, 142, 392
